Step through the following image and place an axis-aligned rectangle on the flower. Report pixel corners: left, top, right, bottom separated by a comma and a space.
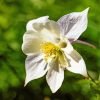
22, 8, 89, 93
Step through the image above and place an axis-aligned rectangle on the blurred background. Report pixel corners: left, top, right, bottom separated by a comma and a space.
0, 0, 100, 100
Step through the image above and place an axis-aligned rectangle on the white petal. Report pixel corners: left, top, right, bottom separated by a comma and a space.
34, 20, 60, 43
22, 20, 61, 55
25, 54, 48, 86
65, 50, 88, 77
62, 38, 74, 54
46, 58, 64, 93
57, 8, 89, 41
22, 31, 43, 55
44, 20, 60, 36
26, 16, 49, 31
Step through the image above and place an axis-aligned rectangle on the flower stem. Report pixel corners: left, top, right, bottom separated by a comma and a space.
73, 40, 96, 49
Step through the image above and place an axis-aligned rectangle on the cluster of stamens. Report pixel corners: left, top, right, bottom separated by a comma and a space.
40, 42, 68, 67
41, 42, 61, 58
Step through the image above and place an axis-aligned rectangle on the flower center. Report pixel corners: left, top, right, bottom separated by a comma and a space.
40, 42, 68, 67
41, 42, 60, 57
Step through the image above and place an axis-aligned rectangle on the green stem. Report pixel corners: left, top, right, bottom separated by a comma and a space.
73, 40, 96, 49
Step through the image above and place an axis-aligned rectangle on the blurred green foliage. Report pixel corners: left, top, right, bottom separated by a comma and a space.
0, 0, 100, 100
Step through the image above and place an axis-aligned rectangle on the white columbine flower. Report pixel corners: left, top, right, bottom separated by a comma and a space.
22, 8, 89, 93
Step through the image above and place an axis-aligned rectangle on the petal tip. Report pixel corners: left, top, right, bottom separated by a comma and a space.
24, 83, 27, 87
47, 83, 59, 93
26, 16, 49, 31
83, 7, 89, 14
51, 89, 57, 93
24, 77, 29, 87
82, 72, 88, 78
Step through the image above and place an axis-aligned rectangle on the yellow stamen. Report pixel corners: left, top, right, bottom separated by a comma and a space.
40, 42, 68, 67
41, 42, 59, 55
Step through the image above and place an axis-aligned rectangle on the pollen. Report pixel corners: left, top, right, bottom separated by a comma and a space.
41, 42, 60, 57
40, 42, 68, 67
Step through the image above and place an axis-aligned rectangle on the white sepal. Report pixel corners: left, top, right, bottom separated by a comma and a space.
58, 8, 89, 41
25, 54, 48, 86
46, 58, 64, 93
65, 50, 88, 77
